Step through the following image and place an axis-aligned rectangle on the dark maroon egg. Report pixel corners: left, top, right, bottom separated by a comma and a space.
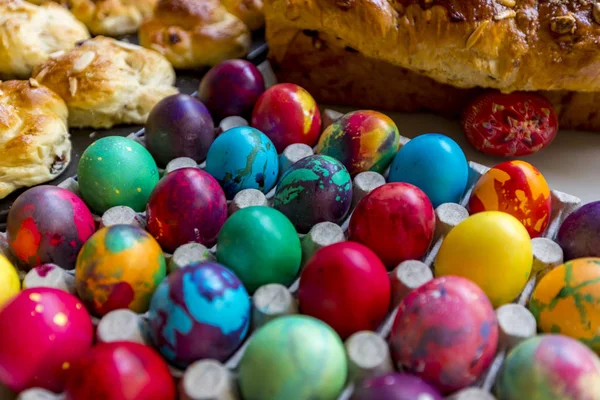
198, 60, 265, 121
350, 373, 443, 400
145, 94, 216, 167
7, 186, 95, 270
146, 168, 227, 253
556, 201, 600, 260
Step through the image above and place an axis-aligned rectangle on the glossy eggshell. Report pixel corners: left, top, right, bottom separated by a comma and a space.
7, 186, 95, 270
78, 136, 159, 214
390, 276, 499, 394
468, 160, 551, 238
216, 206, 301, 293
239, 315, 347, 400
348, 182, 435, 269
298, 242, 390, 339
145, 94, 216, 167
75, 225, 167, 316
350, 373, 443, 400
316, 110, 400, 176
435, 211, 532, 307
198, 59, 265, 120
146, 168, 228, 252
251, 83, 321, 153
0, 288, 93, 392
529, 258, 600, 352
557, 201, 600, 260
0, 254, 20, 308
273, 155, 352, 234
388, 134, 469, 208
147, 262, 250, 368
205, 126, 279, 199
64, 342, 176, 400
496, 335, 600, 400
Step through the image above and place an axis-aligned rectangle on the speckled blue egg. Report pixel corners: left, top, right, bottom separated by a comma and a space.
205, 126, 279, 199
388, 134, 468, 208
146, 261, 251, 368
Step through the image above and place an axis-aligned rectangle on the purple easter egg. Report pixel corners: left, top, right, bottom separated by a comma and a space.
351, 373, 443, 400
557, 201, 600, 260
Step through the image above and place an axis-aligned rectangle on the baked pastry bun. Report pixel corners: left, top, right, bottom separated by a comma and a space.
0, 80, 71, 199
221, 0, 264, 30
0, 0, 90, 79
32, 36, 178, 129
139, 0, 251, 69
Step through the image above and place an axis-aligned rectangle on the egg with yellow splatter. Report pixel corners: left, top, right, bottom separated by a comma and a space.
468, 160, 551, 238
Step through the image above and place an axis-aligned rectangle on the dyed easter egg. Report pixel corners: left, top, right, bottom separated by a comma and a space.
348, 183, 435, 269
64, 342, 176, 400
0, 254, 20, 308
390, 276, 498, 393
198, 59, 265, 120
468, 160, 551, 238
78, 136, 159, 214
147, 262, 250, 368
496, 335, 600, 400
0, 288, 93, 392
557, 201, 600, 260
145, 94, 216, 167
146, 168, 227, 252
75, 225, 167, 316
388, 134, 468, 208
7, 186, 95, 270
205, 126, 279, 199
273, 155, 352, 233
316, 110, 400, 176
350, 373, 443, 400
529, 258, 600, 352
217, 206, 301, 293
239, 315, 347, 400
435, 211, 532, 307
298, 242, 390, 339
251, 83, 321, 153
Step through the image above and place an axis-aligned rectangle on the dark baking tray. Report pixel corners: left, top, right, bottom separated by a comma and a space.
0, 30, 268, 227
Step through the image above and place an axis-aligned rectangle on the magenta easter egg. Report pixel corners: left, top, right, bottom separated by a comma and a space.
390, 276, 498, 393
7, 186, 95, 270
0, 288, 93, 392
350, 373, 443, 400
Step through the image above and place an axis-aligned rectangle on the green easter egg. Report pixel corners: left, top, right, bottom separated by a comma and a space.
78, 136, 159, 213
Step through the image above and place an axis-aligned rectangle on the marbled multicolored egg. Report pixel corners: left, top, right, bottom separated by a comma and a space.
350, 373, 443, 400
468, 160, 551, 238
239, 315, 347, 400
146, 168, 228, 252
205, 126, 279, 199
496, 335, 600, 400
251, 83, 321, 153
557, 201, 600, 260
529, 258, 600, 353
78, 136, 159, 214
348, 183, 435, 269
316, 110, 400, 176
147, 262, 250, 368
0, 288, 93, 392
0, 254, 20, 308
273, 155, 352, 233
390, 276, 498, 394
435, 211, 532, 307
75, 225, 167, 316
7, 186, 95, 270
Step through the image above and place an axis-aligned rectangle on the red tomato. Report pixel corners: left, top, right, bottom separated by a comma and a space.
461, 92, 558, 157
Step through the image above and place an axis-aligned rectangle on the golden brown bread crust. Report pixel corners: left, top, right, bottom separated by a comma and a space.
0, 80, 71, 199
138, 0, 251, 69
221, 0, 264, 30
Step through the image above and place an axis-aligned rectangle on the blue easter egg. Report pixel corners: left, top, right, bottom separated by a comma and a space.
147, 261, 251, 368
205, 126, 279, 199
388, 134, 468, 208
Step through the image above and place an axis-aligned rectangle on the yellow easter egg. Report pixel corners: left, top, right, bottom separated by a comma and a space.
0, 254, 20, 308
435, 211, 533, 307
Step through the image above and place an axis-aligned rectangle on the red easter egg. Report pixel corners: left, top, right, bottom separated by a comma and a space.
462, 92, 558, 157
0, 288, 93, 392
390, 276, 499, 393
298, 241, 391, 339
64, 342, 176, 400
348, 183, 435, 269
251, 83, 321, 153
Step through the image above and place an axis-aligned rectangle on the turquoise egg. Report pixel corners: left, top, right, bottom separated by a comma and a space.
388, 134, 468, 208
205, 127, 279, 199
